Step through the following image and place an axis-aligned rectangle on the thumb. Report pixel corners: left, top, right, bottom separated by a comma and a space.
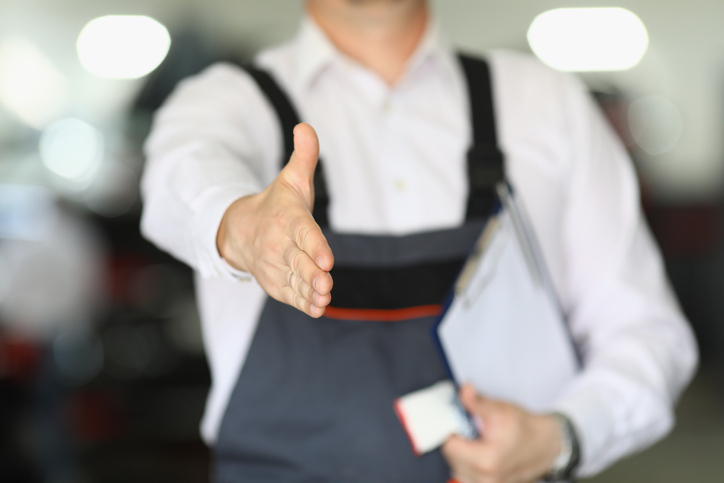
282, 123, 319, 207
459, 384, 496, 425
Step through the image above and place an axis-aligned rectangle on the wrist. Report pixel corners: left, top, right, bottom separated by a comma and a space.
216, 195, 257, 273
543, 413, 580, 482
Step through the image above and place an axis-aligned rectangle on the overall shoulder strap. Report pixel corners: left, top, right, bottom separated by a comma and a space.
457, 53, 506, 220
242, 65, 330, 226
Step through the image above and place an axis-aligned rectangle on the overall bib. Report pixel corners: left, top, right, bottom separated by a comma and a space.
214, 55, 504, 483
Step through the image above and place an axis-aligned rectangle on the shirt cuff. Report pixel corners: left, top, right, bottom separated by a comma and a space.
190, 183, 261, 282
551, 369, 673, 478
552, 376, 618, 477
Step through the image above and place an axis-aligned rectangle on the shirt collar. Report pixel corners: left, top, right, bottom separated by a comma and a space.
295, 16, 339, 89
295, 14, 458, 90
405, 19, 458, 85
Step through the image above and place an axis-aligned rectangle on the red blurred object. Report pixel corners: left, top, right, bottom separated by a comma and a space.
106, 254, 156, 306
646, 204, 724, 258
0, 332, 42, 382
65, 389, 127, 442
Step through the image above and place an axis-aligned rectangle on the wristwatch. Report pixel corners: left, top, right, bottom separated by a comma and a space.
543, 413, 580, 482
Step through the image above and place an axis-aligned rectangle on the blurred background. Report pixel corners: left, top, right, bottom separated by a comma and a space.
0, 0, 723, 482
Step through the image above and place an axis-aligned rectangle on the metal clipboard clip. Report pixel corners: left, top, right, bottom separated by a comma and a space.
454, 182, 544, 307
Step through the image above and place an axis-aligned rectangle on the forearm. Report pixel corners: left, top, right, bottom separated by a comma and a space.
547, 71, 698, 475
140, 63, 276, 277
140, 148, 259, 278
554, 295, 697, 475
555, 221, 697, 476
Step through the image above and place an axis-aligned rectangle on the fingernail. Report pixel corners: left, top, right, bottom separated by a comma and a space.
316, 256, 324, 268
313, 277, 319, 292
313, 292, 319, 305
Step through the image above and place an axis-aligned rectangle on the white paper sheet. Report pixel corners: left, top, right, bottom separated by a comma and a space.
438, 189, 579, 413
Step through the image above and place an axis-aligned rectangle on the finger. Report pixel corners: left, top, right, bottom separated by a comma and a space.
287, 211, 335, 273
282, 123, 320, 207
460, 384, 497, 422
442, 435, 496, 478
284, 244, 333, 296
287, 271, 332, 308
279, 285, 326, 318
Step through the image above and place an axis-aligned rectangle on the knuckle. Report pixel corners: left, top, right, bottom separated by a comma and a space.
483, 462, 499, 475
295, 276, 310, 300
477, 454, 501, 475
292, 274, 309, 299
291, 218, 312, 247
270, 209, 287, 231
472, 460, 487, 474
306, 284, 316, 303
289, 249, 303, 273
258, 235, 283, 263
440, 442, 454, 461
278, 286, 294, 307
288, 290, 302, 310
295, 293, 310, 314
285, 249, 310, 282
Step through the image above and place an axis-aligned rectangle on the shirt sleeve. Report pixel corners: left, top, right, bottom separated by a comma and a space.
549, 72, 698, 476
140, 63, 281, 281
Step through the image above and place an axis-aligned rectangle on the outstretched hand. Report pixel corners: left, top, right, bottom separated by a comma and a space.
217, 123, 334, 317
442, 384, 562, 483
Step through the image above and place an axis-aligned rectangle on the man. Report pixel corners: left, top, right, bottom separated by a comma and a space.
141, 0, 698, 481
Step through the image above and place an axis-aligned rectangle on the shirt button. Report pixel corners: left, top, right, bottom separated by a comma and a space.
382, 100, 392, 113
394, 179, 407, 193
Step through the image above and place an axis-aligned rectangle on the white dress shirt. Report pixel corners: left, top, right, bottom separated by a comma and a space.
140, 16, 697, 477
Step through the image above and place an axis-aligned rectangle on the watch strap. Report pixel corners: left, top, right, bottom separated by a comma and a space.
543, 412, 580, 482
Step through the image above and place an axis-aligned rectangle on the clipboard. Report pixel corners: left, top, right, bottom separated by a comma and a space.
394, 182, 580, 455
